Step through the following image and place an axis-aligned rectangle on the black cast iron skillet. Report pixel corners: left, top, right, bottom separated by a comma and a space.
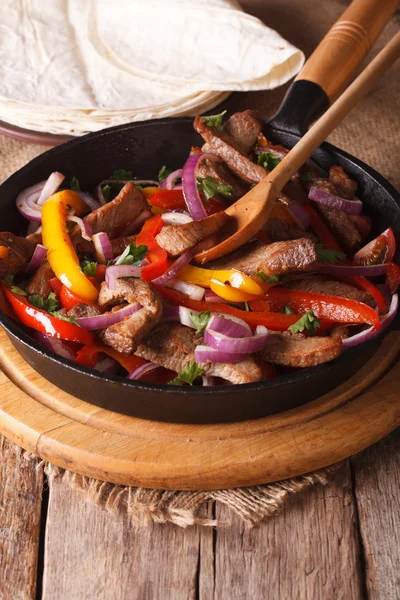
0, 2, 399, 423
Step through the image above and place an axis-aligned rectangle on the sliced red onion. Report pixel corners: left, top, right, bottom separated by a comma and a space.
16, 181, 45, 221
94, 356, 120, 375
105, 265, 142, 290
119, 209, 153, 237
318, 263, 387, 277
152, 248, 196, 287
127, 361, 159, 380
182, 152, 220, 220
204, 325, 268, 354
26, 244, 47, 273
167, 278, 205, 300
287, 200, 311, 229
27, 221, 42, 235
68, 216, 93, 241
161, 169, 183, 190
342, 293, 398, 349
161, 212, 193, 226
36, 172, 65, 206
76, 303, 141, 330
206, 314, 251, 337
77, 191, 100, 212
32, 331, 76, 360
93, 232, 113, 263
202, 376, 217, 386
195, 345, 247, 364
178, 306, 199, 328
309, 187, 363, 215
173, 184, 183, 190
204, 290, 231, 304
96, 179, 159, 204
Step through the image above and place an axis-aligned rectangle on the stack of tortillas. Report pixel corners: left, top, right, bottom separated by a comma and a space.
0, 0, 304, 136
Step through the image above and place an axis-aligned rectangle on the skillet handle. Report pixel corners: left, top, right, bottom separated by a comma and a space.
295, 0, 398, 102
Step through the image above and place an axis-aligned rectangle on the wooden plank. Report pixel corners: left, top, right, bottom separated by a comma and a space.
351, 429, 400, 600
212, 462, 363, 600
42, 476, 212, 600
0, 436, 43, 600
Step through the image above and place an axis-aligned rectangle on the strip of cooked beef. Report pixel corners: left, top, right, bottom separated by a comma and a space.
67, 303, 102, 319
259, 332, 341, 367
222, 110, 263, 154
196, 158, 249, 202
82, 182, 146, 238
263, 217, 311, 242
0, 232, 35, 278
311, 176, 361, 252
25, 260, 54, 297
135, 323, 262, 384
329, 165, 357, 199
98, 278, 163, 354
194, 116, 267, 183
284, 278, 375, 307
155, 212, 230, 257
330, 324, 351, 339
208, 238, 318, 277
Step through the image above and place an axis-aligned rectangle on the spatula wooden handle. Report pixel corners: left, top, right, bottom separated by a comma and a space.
295, 0, 398, 102
272, 31, 400, 193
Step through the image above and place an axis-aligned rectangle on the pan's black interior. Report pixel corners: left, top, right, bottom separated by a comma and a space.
0, 107, 399, 423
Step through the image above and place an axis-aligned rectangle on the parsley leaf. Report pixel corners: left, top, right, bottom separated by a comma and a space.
101, 184, 112, 202
50, 311, 79, 326
301, 171, 313, 182
3, 274, 14, 284
190, 310, 211, 334
201, 110, 227, 130
10, 285, 27, 296
281, 305, 294, 315
197, 176, 232, 201
109, 169, 133, 181
28, 294, 44, 309
114, 243, 148, 266
46, 292, 60, 313
158, 165, 173, 183
256, 271, 281, 283
27, 292, 60, 312
288, 309, 320, 335
244, 301, 250, 312
81, 260, 98, 277
168, 362, 203, 386
257, 152, 281, 171
70, 176, 80, 191
316, 244, 346, 264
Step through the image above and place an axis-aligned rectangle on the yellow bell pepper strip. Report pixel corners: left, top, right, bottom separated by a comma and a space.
178, 265, 264, 296
209, 279, 260, 302
41, 191, 98, 302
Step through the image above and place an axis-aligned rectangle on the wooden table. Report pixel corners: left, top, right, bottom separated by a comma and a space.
1, 1, 399, 598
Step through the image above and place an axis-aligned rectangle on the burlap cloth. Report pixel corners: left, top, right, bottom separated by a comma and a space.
1, 0, 399, 528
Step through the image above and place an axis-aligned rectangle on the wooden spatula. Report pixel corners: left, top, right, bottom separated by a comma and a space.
194, 31, 400, 264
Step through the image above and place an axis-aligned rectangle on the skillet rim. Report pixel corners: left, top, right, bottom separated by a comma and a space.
0, 115, 398, 399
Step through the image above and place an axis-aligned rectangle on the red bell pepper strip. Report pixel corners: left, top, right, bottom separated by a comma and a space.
49, 277, 63, 296
386, 262, 400, 294
204, 197, 227, 216
136, 214, 169, 281
95, 264, 107, 282
341, 275, 388, 315
147, 189, 186, 210
59, 284, 102, 312
253, 287, 381, 328
155, 285, 328, 332
2, 285, 95, 344
75, 342, 146, 372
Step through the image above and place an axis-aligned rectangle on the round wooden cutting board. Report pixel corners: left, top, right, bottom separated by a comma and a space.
0, 327, 398, 491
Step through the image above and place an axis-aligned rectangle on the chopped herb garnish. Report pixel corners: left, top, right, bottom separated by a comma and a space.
3, 274, 14, 284
301, 171, 313, 183
197, 176, 232, 201
244, 301, 251, 312
190, 310, 211, 334
10, 285, 27, 296
81, 260, 98, 277
316, 243, 346, 264
50, 311, 79, 326
256, 271, 281, 283
114, 243, 148, 266
70, 176, 80, 191
281, 305, 294, 315
158, 165, 173, 183
201, 110, 227, 130
288, 309, 320, 335
101, 184, 112, 202
168, 362, 203, 386
109, 169, 133, 181
257, 152, 281, 171
28, 292, 60, 313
